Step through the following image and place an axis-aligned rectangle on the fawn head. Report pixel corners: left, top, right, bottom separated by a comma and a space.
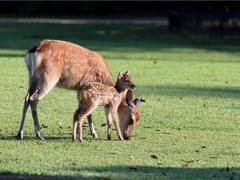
118, 89, 141, 140
115, 71, 136, 91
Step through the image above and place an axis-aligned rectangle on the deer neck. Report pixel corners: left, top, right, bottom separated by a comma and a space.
115, 80, 124, 92
118, 89, 127, 100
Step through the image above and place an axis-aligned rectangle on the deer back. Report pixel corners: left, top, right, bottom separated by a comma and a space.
27, 39, 114, 90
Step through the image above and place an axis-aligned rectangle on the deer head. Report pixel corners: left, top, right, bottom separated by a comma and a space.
115, 71, 136, 92
118, 89, 141, 140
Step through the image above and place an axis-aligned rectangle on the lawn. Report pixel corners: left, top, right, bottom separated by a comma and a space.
0, 22, 240, 179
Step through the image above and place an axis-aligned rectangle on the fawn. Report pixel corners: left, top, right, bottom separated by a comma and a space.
73, 71, 135, 142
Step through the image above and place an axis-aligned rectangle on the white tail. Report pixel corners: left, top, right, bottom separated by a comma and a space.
17, 39, 140, 140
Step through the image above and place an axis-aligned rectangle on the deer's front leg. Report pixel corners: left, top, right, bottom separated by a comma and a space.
112, 109, 124, 141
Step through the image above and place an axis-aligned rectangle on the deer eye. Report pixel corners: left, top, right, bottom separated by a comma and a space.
125, 79, 130, 83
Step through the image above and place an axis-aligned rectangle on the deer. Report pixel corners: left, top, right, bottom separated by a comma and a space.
73, 71, 135, 142
118, 89, 140, 140
17, 39, 141, 140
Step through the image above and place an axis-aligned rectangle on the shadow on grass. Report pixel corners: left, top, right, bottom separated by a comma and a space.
0, 23, 240, 57
0, 134, 115, 142
1, 165, 239, 179
0, 135, 72, 141
66, 166, 240, 179
0, 171, 105, 180
0, 54, 23, 58
139, 84, 240, 99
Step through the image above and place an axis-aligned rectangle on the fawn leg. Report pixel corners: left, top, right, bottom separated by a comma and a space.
87, 114, 98, 139
112, 109, 124, 141
72, 119, 78, 141
105, 107, 113, 140
75, 103, 98, 142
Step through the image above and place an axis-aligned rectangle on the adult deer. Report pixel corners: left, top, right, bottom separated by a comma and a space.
16, 40, 141, 140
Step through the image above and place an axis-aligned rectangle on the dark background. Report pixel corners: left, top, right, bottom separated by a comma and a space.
0, 2, 238, 17
1, 2, 240, 36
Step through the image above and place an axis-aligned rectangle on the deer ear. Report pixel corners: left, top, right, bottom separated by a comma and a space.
118, 72, 123, 79
125, 70, 129, 74
126, 89, 134, 105
134, 98, 140, 106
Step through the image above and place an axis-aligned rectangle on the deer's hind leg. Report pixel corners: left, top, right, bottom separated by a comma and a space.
73, 102, 98, 142
76, 91, 98, 140
87, 114, 98, 139
25, 73, 59, 140
16, 93, 30, 140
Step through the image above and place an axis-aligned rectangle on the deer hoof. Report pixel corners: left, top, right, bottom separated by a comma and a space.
16, 133, 23, 140
37, 136, 45, 141
107, 136, 112, 140
119, 137, 124, 141
93, 134, 98, 140
79, 139, 83, 142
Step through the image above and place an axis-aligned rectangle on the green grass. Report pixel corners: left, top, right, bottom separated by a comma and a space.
0, 22, 240, 179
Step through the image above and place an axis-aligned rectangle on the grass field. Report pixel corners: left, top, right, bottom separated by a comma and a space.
1, 22, 240, 179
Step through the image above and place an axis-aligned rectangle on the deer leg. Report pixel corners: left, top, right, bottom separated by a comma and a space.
74, 103, 98, 142
73, 109, 79, 141
112, 109, 124, 141
73, 119, 78, 141
29, 99, 44, 140
87, 114, 98, 139
105, 107, 113, 140
16, 93, 30, 140
78, 116, 84, 142
28, 74, 59, 140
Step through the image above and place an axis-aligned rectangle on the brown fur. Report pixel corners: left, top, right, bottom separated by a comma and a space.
73, 72, 135, 142
17, 39, 140, 140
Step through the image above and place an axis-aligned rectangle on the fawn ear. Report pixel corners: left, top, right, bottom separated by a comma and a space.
134, 98, 140, 106
126, 89, 134, 105
125, 70, 129, 74
118, 72, 123, 79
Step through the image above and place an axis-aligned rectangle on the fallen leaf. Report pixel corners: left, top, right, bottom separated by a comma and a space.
129, 155, 134, 160
181, 160, 194, 167
40, 124, 48, 129
162, 172, 167, 176
210, 156, 217, 159
162, 132, 171, 134
144, 126, 151, 129
129, 167, 138, 171
151, 155, 158, 159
